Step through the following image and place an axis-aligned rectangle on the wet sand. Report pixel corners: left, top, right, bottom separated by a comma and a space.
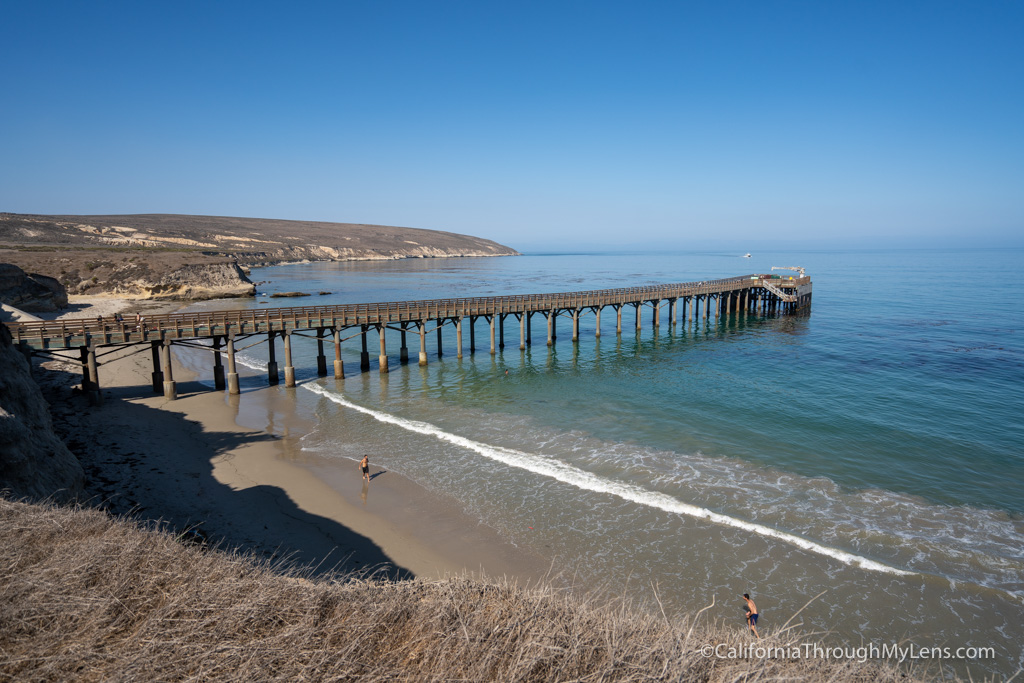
38, 296, 549, 582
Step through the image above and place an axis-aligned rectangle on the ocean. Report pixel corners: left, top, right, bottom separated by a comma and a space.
182, 248, 1024, 676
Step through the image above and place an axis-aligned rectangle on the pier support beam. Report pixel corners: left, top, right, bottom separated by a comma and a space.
213, 336, 226, 390
469, 316, 476, 352
80, 347, 91, 395
86, 345, 102, 405
267, 332, 279, 385
546, 311, 554, 346
150, 340, 163, 393
526, 312, 532, 346
378, 325, 389, 374
419, 322, 428, 365
572, 309, 580, 342
283, 331, 295, 387
456, 317, 464, 358
595, 307, 601, 338
635, 304, 641, 331
161, 339, 177, 400
333, 329, 344, 379
437, 324, 443, 357
360, 325, 370, 370
227, 334, 239, 395
519, 314, 526, 350
489, 316, 496, 355
616, 305, 622, 335
669, 298, 676, 326
499, 315, 505, 349
400, 324, 409, 364
316, 328, 328, 376
653, 301, 660, 328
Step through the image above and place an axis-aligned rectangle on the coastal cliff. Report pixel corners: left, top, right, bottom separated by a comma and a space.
0, 213, 518, 301
0, 263, 68, 312
0, 325, 84, 501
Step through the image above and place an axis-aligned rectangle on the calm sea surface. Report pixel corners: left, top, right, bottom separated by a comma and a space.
183, 248, 1024, 675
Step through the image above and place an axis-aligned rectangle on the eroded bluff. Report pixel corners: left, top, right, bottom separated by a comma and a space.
0, 325, 84, 501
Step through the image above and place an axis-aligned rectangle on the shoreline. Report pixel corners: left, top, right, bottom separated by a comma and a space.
38, 295, 548, 582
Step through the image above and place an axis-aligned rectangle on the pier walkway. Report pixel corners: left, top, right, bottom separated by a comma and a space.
6, 272, 811, 404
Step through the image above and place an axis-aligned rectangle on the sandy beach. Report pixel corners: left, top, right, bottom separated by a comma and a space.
36, 296, 548, 582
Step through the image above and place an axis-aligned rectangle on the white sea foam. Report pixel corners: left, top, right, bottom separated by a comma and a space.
298, 380, 913, 576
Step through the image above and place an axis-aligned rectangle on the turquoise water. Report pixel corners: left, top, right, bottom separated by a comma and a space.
185, 248, 1024, 675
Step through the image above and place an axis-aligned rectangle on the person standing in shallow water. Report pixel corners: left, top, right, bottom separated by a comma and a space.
743, 593, 760, 638
359, 455, 370, 483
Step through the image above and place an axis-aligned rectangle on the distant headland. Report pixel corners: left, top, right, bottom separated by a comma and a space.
0, 212, 519, 301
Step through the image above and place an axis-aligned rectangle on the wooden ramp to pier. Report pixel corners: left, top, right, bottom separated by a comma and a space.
5, 273, 811, 405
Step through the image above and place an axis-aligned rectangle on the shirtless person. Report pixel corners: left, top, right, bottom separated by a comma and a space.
359, 455, 370, 483
742, 594, 760, 638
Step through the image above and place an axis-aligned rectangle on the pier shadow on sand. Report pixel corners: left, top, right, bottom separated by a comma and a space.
41, 366, 414, 581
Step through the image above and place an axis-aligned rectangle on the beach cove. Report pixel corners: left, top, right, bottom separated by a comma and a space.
27, 247, 1024, 678
32, 297, 549, 584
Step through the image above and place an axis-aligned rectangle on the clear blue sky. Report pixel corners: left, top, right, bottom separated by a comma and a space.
2, 1, 1022, 249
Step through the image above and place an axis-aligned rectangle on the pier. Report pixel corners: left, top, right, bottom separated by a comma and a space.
5, 272, 811, 404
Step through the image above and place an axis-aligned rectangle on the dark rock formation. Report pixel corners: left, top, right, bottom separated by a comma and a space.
0, 263, 69, 312
0, 325, 84, 501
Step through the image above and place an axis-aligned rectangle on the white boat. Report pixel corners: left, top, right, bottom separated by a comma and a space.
743, 253, 751, 258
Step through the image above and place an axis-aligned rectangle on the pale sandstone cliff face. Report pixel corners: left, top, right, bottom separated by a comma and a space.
0, 253, 255, 302
0, 325, 84, 501
110, 262, 255, 300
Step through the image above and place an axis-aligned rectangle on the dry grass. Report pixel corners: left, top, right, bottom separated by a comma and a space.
1, 496, 935, 682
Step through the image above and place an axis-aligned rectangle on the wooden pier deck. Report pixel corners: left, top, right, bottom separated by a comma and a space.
5, 272, 811, 404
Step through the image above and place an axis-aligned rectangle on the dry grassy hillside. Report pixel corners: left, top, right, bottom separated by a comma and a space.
0, 497, 933, 682
1, 212, 518, 263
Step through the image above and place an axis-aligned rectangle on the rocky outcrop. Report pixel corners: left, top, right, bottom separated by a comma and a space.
0, 325, 84, 501
0, 263, 69, 312
0, 253, 255, 302
110, 262, 255, 300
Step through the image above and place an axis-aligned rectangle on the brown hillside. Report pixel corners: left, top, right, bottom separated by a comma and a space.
0, 213, 518, 300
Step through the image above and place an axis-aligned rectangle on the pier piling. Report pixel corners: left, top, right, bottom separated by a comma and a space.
161, 339, 176, 400
419, 322, 428, 365
213, 336, 226, 390
316, 328, 328, 376
360, 325, 370, 370
227, 334, 239, 395
283, 331, 295, 387
150, 340, 163, 393
378, 324, 388, 374
333, 329, 344, 380
267, 332, 279, 385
